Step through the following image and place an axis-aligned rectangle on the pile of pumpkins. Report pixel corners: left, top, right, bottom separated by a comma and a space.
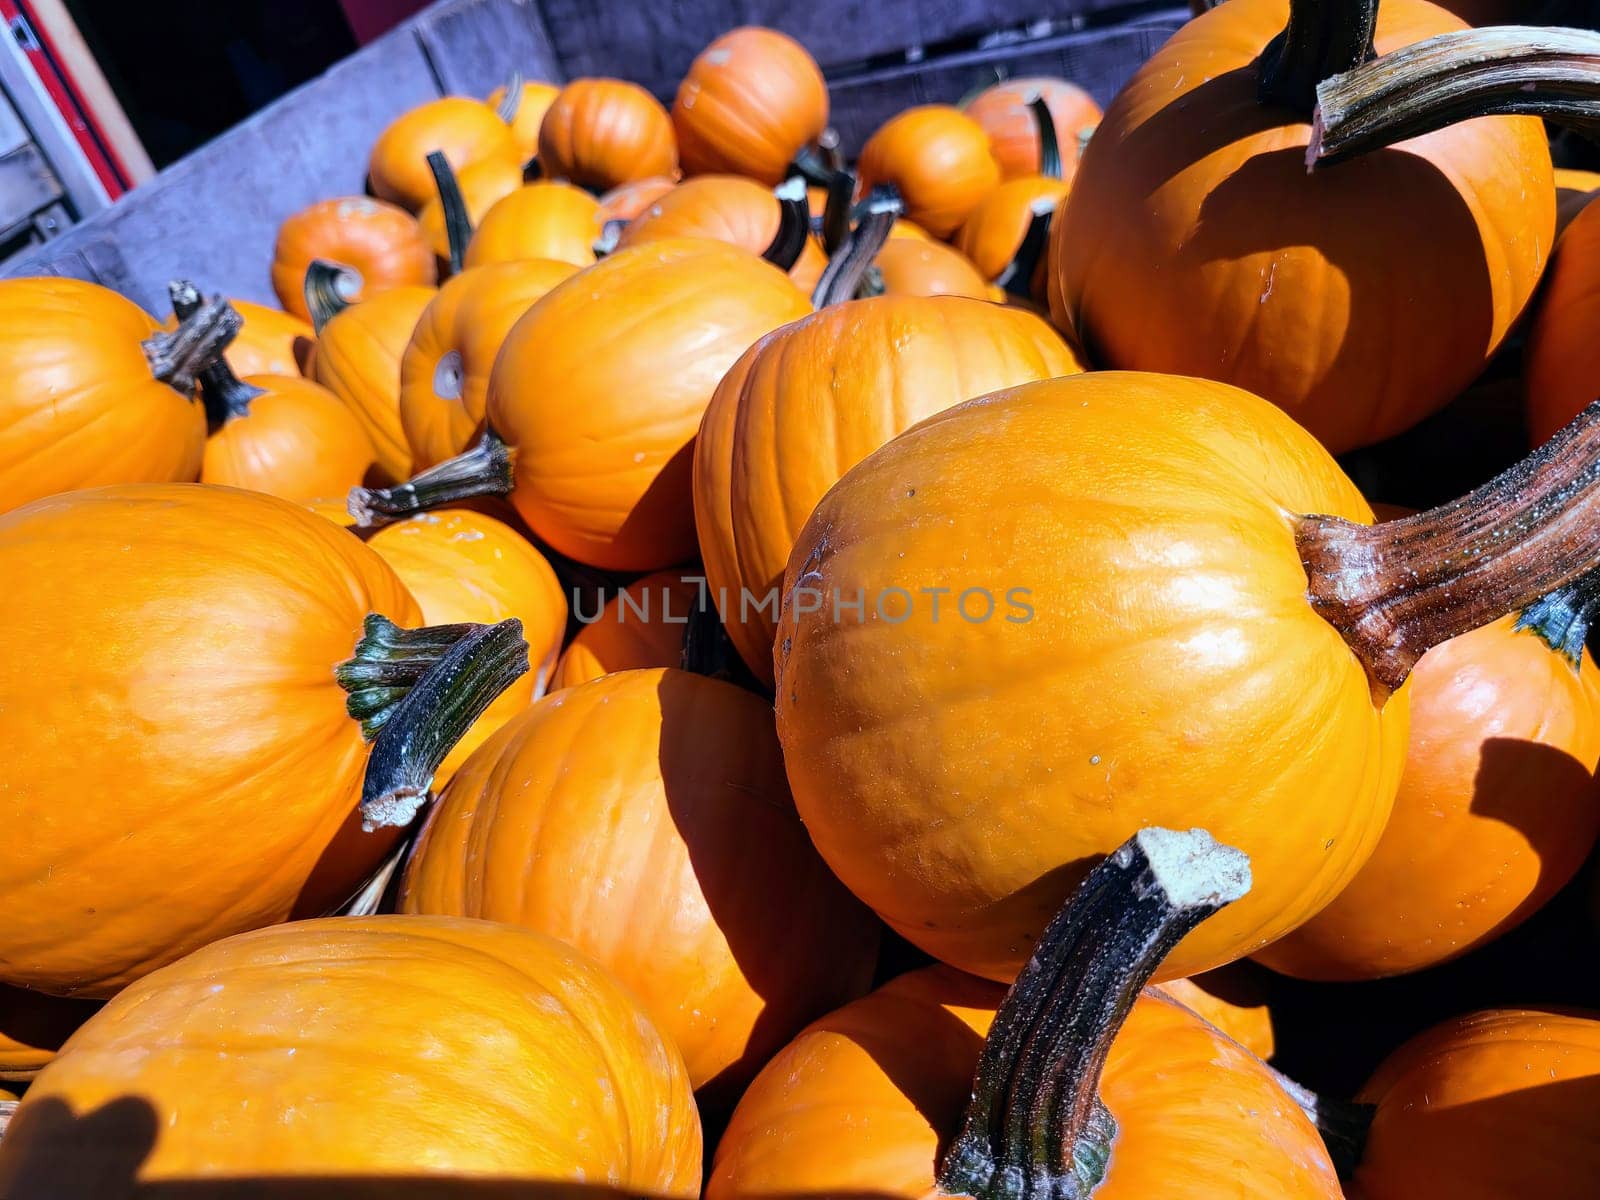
4, 0, 1600, 1196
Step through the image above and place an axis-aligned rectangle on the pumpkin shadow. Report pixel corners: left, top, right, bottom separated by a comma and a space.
609, 440, 699, 570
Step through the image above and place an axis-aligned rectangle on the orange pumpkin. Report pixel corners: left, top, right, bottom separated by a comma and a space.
1527, 196, 1600, 447
1555, 166, 1600, 237
463, 180, 604, 270
0, 484, 532, 996
1158, 969, 1276, 1061
0, 278, 215, 517
673, 26, 828, 184
696, 295, 1080, 684
1056, 0, 1553, 454
873, 236, 994, 299
957, 177, 1070, 282
417, 154, 524, 265
857, 105, 1001, 237
201, 372, 376, 501
368, 95, 520, 211
488, 77, 560, 165
553, 571, 705, 689
964, 76, 1102, 181
163, 298, 314, 378
0, 985, 97, 1083
400, 259, 580, 470
597, 174, 679, 225
0, 917, 702, 1193
539, 78, 678, 191
355, 239, 811, 571
402, 668, 880, 1104
270, 196, 436, 323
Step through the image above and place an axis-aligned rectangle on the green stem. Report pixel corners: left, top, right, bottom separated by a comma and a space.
1031, 96, 1062, 180
496, 69, 524, 125
142, 289, 242, 398
169, 280, 264, 428
936, 828, 1252, 1200
1257, 0, 1379, 113
304, 259, 358, 334
348, 429, 514, 528
1516, 565, 1600, 670
995, 201, 1056, 300
427, 150, 473, 275
811, 184, 901, 307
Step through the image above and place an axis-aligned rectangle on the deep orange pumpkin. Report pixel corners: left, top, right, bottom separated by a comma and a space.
463, 180, 604, 269
956, 176, 1071, 281
965, 76, 1102, 181
873, 236, 994, 299
857, 105, 1001, 237
1527, 196, 1600, 447
1159, 971, 1276, 1061
539, 78, 678, 191
368, 96, 520, 211
271, 197, 436, 323
200, 372, 377, 501
488, 78, 560, 165
553, 571, 706, 689
417, 154, 524, 265
597, 174, 679, 225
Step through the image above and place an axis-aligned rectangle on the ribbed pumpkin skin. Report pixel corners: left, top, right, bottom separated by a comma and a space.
539, 78, 678, 191
553, 571, 704, 689
1527, 197, 1600, 446
489, 79, 560, 164
874, 238, 993, 299
0, 917, 702, 1193
857, 106, 1001, 237
598, 175, 679, 225
956, 175, 1072, 280
368, 96, 520, 211
776, 372, 1405, 983
1352, 1009, 1600, 1199
201, 374, 377, 501
0, 985, 95, 1082
673, 27, 828, 184
271, 197, 436, 323
163, 300, 315, 378
464, 181, 603, 269
708, 969, 1339, 1199
418, 155, 524, 262
696, 296, 1081, 684
402, 669, 880, 1101
363, 509, 567, 785
487, 238, 811, 571
0, 485, 420, 997
1259, 616, 1600, 980
965, 77, 1103, 180
400, 260, 580, 470
311, 284, 436, 484
1057, 0, 1553, 455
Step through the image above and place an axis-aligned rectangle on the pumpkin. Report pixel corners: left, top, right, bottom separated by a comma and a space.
1055, 0, 1553, 454
400, 259, 580, 470
774, 371, 1600, 983
462, 180, 604, 270
873, 236, 994, 299
597, 174, 678, 225
270, 196, 436, 323
857, 105, 1000, 237
1348, 1008, 1600, 1198
1158, 971, 1276, 1061
0, 917, 701, 1193
0, 278, 223, 517
539, 78, 678, 192
964, 75, 1103, 181
553, 571, 706, 689
368, 95, 520, 211
353, 239, 812, 572
488, 77, 560, 165
417, 154, 524, 266
1555, 166, 1600, 237
0, 483, 531, 996
709, 828, 1340, 1199
673, 26, 828, 185
163, 298, 314, 378
1527, 197, 1600, 447
956, 177, 1070, 282
309, 277, 437, 484
1, 985, 97, 1083
402, 668, 880, 1105
695, 295, 1080, 684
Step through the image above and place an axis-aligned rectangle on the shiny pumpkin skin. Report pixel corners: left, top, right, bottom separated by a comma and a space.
162, 299, 315, 378
1554, 166, 1600, 238
956, 175, 1072, 281
362, 509, 567, 785
464, 180, 604, 270
271, 196, 436, 323
1526, 196, 1600, 447
1158, 972, 1276, 1061
707, 967, 1339, 1199
368, 96, 520, 212
400, 259, 580, 470
1351, 1008, 1600, 1199
417, 154, 525, 263
775, 371, 1405, 983
0, 279, 205, 517
696, 296, 1080, 685
0, 484, 420, 996
1259, 614, 1600, 980
0, 917, 702, 1193
1056, 0, 1554, 454
487, 238, 811, 571
964, 76, 1103, 180
0, 985, 96, 1082
539, 78, 678, 192
552, 570, 704, 689
201, 374, 377, 501
311, 284, 436, 484
857, 106, 1001, 238
488, 78, 560, 164
598, 175, 679, 225
874, 237, 994, 300
673, 26, 828, 185
402, 668, 880, 1101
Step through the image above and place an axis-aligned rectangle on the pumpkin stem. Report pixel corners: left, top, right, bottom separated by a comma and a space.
305, 260, 359, 334
937, 828, 1252, 1200
427, 150, 473, 275
594, 218, 626, 258
348, 428, 514, 528
1264, 1066, 1375, 1181
995, 200, 1057, 301
142, 289, 242, 398
1256, 0, 1379, 114
169, 280, 264, 428
1031, 96, 1062, 180
1515, 565, 1600, 670
1300, 399, 1600, 694
339, 615, 530, 830
495, 70, 524, 125
819, 169, 856, 255
811, 184, 902, 307
762, 177, 812, 271
1309, 26, 1600, 167
789, 128, 845, 187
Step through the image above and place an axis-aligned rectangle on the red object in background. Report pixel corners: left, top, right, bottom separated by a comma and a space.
340, 0, 432, 44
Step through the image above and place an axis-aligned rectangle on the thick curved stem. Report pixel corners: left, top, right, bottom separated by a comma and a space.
349, 429, 514, 528
789, 128, 844, 187
143, 289, 242, 398
495, 69, 524, 124
995, 201, 1057, 300
1516, 565, 1600, 670
1310, 27, 1600, 167
761, 177, 812, 271
819, 168, 855, 255
811, 184, 902, 307
169, 280, 263, 427
1031, 96, 1062, 180
937, 828, 1252, 1200
427, 150, 473, 275
1257, 0, 1379, 114
304, 259, 358, 333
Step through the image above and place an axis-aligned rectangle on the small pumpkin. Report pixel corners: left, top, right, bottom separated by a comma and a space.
488, 76, 560, 165
1, 985, 97, 1083
955, 98, 1070, 286
553, 571, 706, 689
597, 174, 679, 225
417, 154, 524, 266
857, 105, 1000, 237
873, 236, 994, 299
1555, 166, 1600, 237
1527, 196, 1600, 447
271, 196, 436, 323
673, 26, 828, 185
539, 78, 678, 192
964, 75, 1102, 181
463, 180, 604, 270
163, 298, 314, 378
0, 917, 702, 1193
368, 95, 520, 212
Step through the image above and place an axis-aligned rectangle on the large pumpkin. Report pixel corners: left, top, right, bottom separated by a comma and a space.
539, 78, 678, 191
1527, 196, 1600, 447
964, 76, 1102, 181
695, 295, 1081, 684
553, 571, 706, 689
417, 154, 524, 265
368, 96, 520, 211
673, 26, 828, 184
857, 105, 1001, 237
488, 77, 560, 165
463, 180, 604, 270
1055, 0, 1553, 454
0, 917, 702, 1193
270, 196, 436, 323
